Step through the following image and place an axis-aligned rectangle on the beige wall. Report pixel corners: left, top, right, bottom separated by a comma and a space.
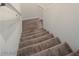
0, 3, 42, 56
20, 3, 43, 20
0, 3, 21, 56
1, 3, 79, 55
42, 3, 79, 51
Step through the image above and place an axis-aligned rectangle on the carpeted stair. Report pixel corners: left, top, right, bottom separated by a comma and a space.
17, 18, 79, 56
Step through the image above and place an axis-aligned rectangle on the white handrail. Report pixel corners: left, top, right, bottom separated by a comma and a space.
0, 3, 22, 31
6, 3, 21, 16
0, 3, 21, 16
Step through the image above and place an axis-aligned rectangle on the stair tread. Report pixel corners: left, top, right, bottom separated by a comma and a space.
17, 37, 61, 56
22, 18, 43, 33
22, 29, 45, 37
22, 28, 44, 34
19, 34, 54, 48
21, 30, 49, 42
32, 42, 72, 56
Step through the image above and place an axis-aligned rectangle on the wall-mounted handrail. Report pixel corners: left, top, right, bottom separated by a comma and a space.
0, 3, 22, 31
6, 3, 21, 16
0, 3, 21, 16
0, 3, 6, 6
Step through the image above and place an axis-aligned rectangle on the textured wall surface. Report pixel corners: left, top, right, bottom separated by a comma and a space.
42, 3, 79, 51
0, 3, 21, 56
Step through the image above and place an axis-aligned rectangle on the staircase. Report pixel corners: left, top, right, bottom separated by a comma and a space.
17, 18, 79, 56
